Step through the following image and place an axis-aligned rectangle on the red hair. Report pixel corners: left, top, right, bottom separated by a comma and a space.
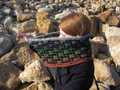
59, 13, 91, 36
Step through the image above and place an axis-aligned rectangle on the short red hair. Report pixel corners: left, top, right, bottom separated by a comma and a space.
59, 13, 91, 36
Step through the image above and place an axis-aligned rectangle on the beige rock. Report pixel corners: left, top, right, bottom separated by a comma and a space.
19, 60, 50, 82
38, 82, 53, 90
97, 9, 113, 23
16, 13, 33, 22
102, 24, 120, 67
19, 58, 120, 90
54, 0, 59, 3
90, 59, 120, 90
17, 45, 31, 65
48, 0, 54, 4
21, 83, 38, 90
15, 20, 37, 43
21, 82, 53, 90
91, 23, 120, 67
55, 10, 72, 20
90, 80, 110, 90
19, 59, 53, 90
107, 15, 120, 26
36, 10, 56, 34
19, 20, 37, 33
90, 0, 101, 13
94, 59, 120, 86
92, 36, 105, 44
17, 44, 40, 65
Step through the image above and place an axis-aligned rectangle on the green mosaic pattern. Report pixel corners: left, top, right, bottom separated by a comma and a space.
30, 37, 91, 64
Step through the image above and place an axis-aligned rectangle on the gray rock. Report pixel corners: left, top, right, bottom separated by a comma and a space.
3, 16, 13, 30
4, 1, 14, 8
55, 9, 72, 20
2, 7, 11, 15
0, 33, 16, 57
0, 1, 3, 6
14, 0, 25, 6
37, 6, 53, 13
35, 5, 42, 10
0, 12, 6, 22
0, 25, 5, 32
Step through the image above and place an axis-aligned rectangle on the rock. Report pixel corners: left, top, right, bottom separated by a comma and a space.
36, 10, 56, 34
40, 0, 48, 3
0, 61, 21, 90
93, 59, 120, 87
97, 9, 113, 23
0, 1, 3, 6
55, 9, 72, 20
0, 33, 16, 57
35, 5, 42, 10
37, 82, 53, 90
0, 11, 6, 22
18, 20, 37, 33
20, 83, 38, 90
9, 22, 21, 34
12, 0, 25, 7
0, 24, 5, 32
72, 1, 80, 7
3, 16, 13, 30
90, 0, 101, 14
4, 1, 14, 8
106, 1, 113, 9
48, 0, 54, 4
14, 4, 34, 22
0, 50, 16, 63
2, 7, 11, 15
21, 82, 53, 90
91, 40, 109, 58
19, 60, 50, 83
77, 7, 89, 16
18, 57, 53, 90
17, 44, 30, 64
54, 0, 59, 3
90, 80, 110, 90
115, 6, 120, 15
16, 12, 33, 22
38, 6, 53, 13
0, 15, 3, 22
102, 24, 120, 69
90, 80, 111, 90
107, 15, 120, 26
17, 44, 40, 65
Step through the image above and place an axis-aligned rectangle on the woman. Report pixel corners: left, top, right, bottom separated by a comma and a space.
47, 12, 94, 90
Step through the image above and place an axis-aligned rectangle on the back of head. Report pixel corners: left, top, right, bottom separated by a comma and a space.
59, 13, 91, 36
